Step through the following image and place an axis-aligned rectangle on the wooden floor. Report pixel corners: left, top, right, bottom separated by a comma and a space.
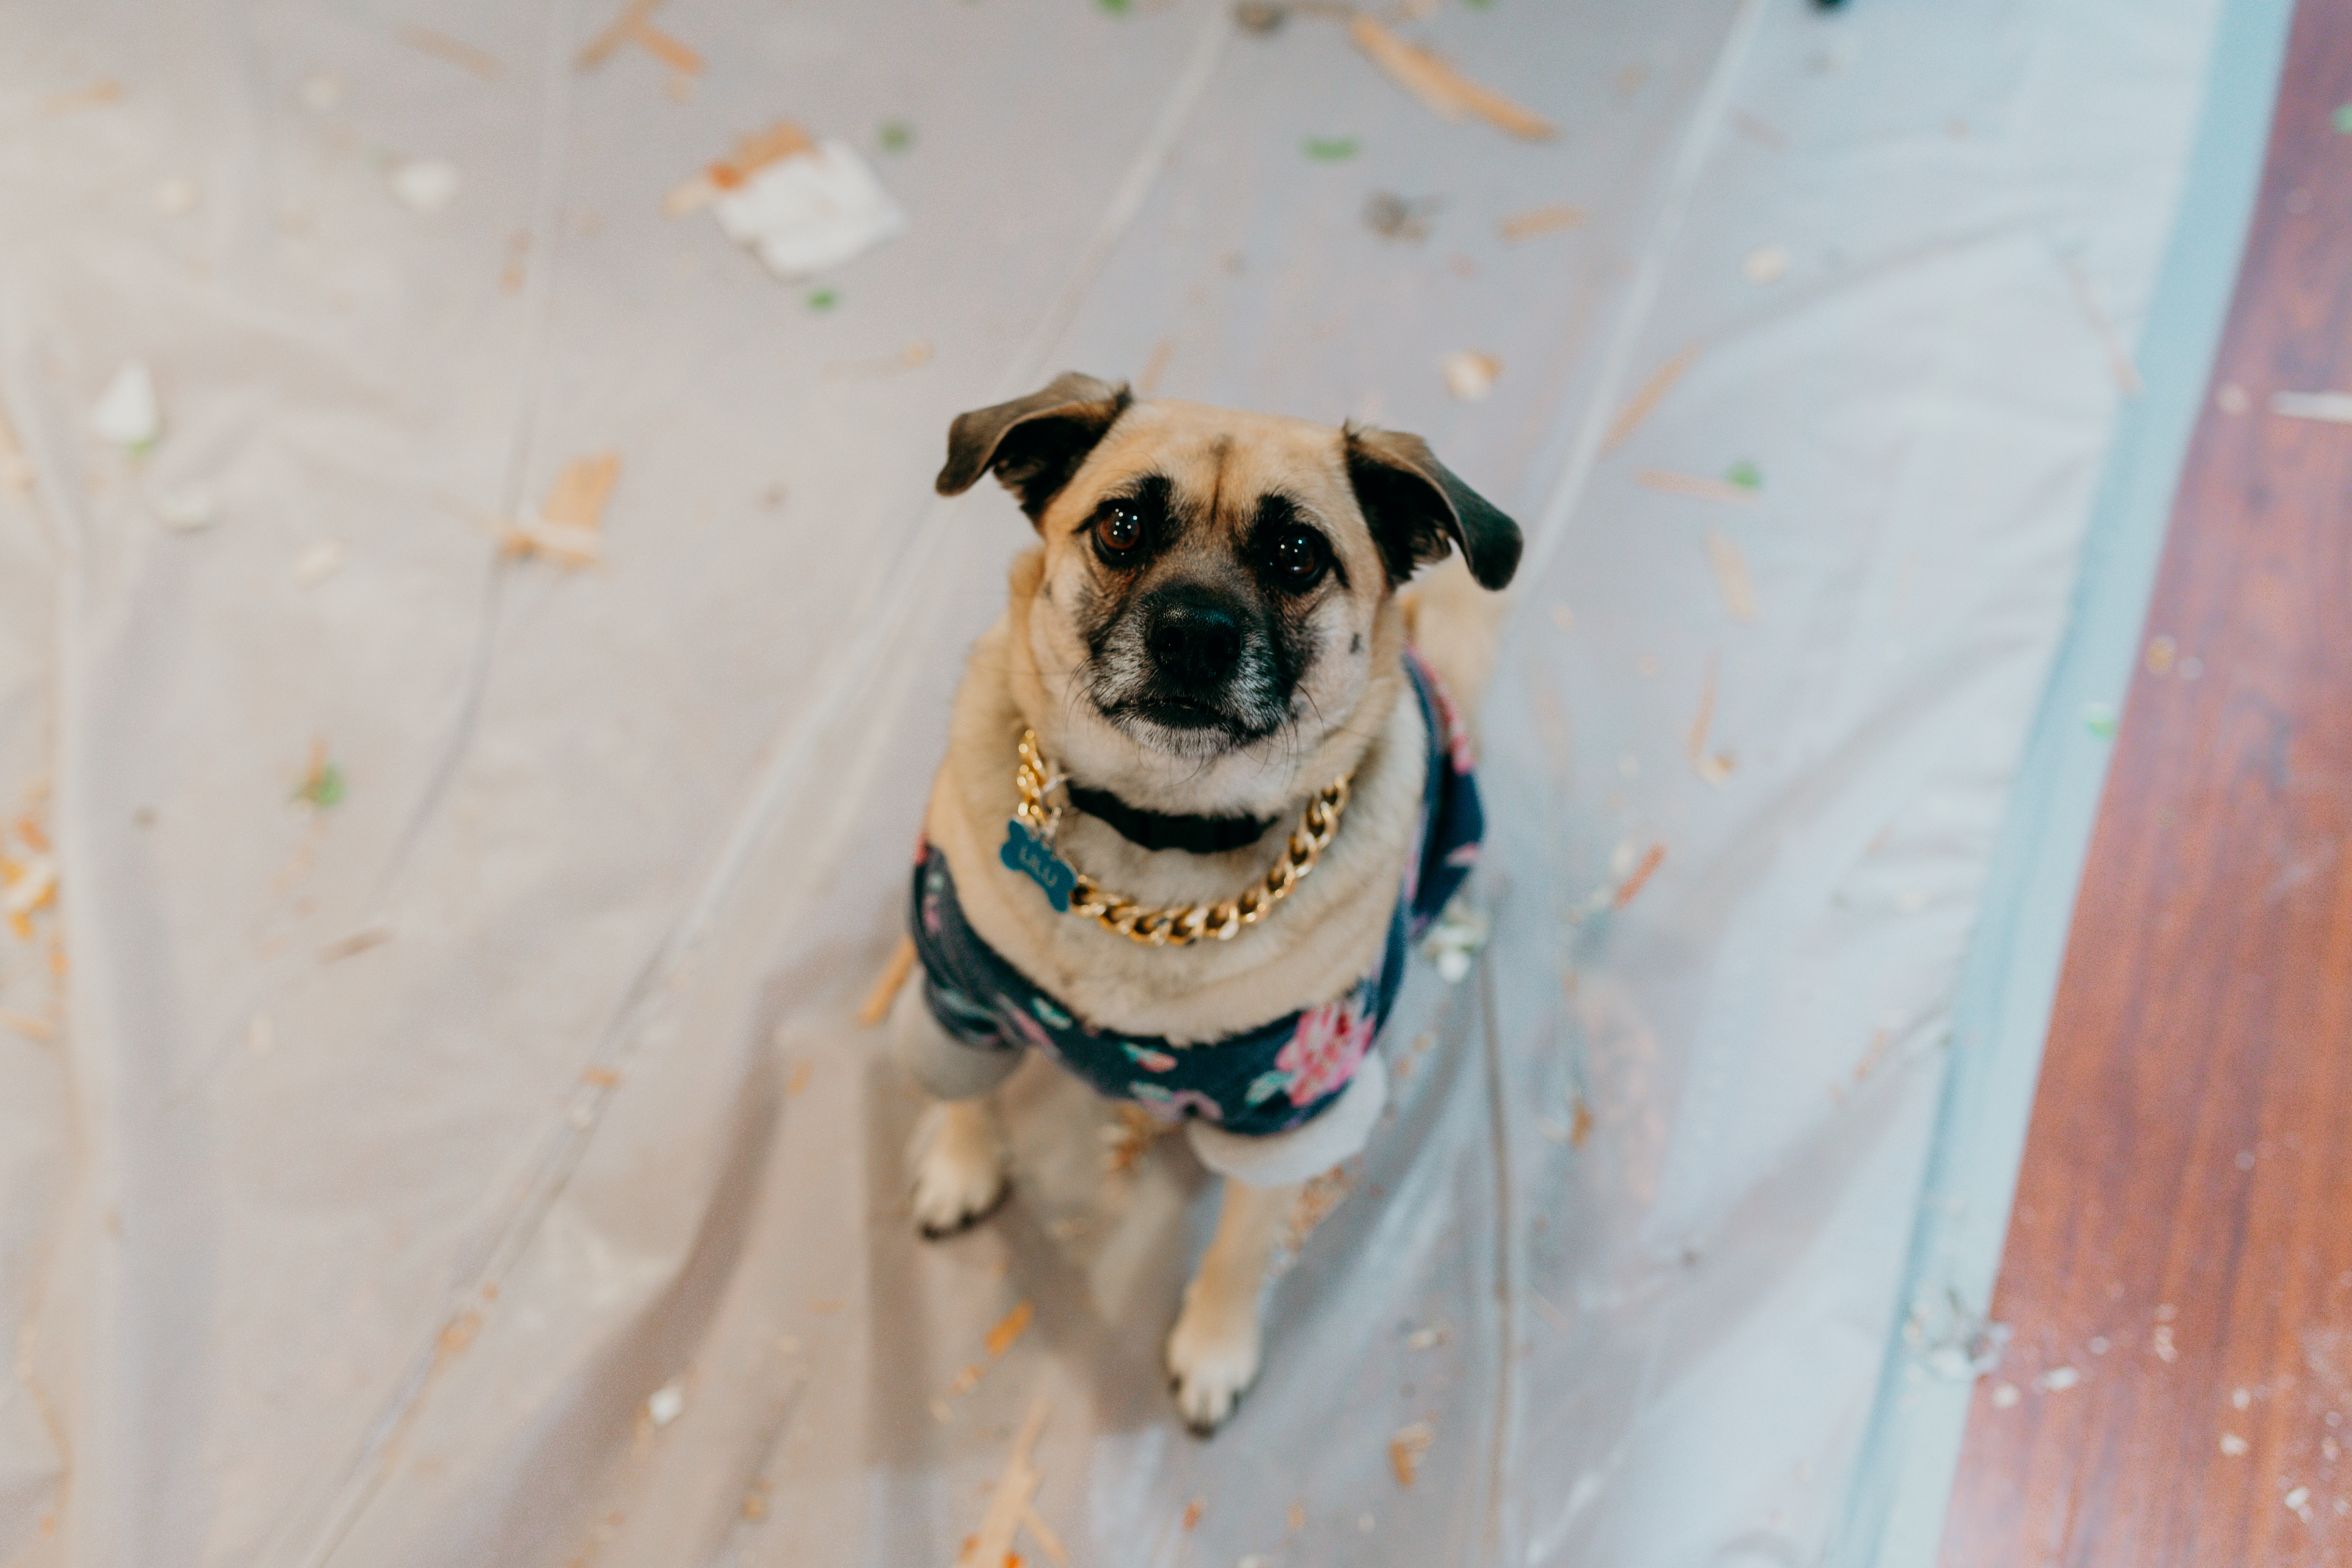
1941, 2, 2352, 1562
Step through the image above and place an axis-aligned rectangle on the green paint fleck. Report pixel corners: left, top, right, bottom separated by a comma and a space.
294, 761, 346, 809
1724, 459, 1762, 491
2334, 103, 2352, 134
1097, 0, 1132, 12
877, 120, 914, 154
1304, 135, 1362, 162
806, 288, 839, 312
2081, 701, 2118, 741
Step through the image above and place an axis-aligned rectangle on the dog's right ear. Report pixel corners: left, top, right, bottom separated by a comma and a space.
936, 372, 1133, 521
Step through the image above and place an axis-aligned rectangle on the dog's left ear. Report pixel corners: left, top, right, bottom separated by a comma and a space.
936, 372, 1133, 521
1343, 427, 1522, 591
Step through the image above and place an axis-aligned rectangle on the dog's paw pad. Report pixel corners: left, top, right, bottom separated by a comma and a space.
1166, 1298, 1261, 1434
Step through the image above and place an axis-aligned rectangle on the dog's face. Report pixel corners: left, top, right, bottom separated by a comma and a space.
937, 373, 1520, 809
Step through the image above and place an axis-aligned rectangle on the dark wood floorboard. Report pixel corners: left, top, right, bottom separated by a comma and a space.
1942, 3, 2352, 1562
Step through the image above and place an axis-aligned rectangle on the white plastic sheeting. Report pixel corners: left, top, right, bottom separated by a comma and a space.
0, 1, 2220, 1564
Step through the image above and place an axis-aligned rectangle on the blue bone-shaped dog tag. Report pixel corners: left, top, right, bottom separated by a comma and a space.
1001, 818, 1077, 913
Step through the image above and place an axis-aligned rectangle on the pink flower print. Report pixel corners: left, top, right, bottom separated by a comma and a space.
1129, 1083, 1224, 1124
995, 999, 1055, 1052
1123, 1044, 1179, 1073
1275, 999, 1375, 1107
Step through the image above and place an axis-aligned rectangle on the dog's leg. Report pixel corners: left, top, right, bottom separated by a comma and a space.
1167, 1175, 1300, 1433
908, 1096, 1009, 1238
890, 976, 1016, 1237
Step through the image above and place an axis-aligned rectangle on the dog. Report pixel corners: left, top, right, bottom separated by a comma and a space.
887, 371, 1520, 1430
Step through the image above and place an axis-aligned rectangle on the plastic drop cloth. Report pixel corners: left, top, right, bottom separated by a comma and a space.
0, 0, 2224, 1564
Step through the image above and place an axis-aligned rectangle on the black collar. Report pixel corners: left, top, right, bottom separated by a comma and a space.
1064, 784, 1276, 855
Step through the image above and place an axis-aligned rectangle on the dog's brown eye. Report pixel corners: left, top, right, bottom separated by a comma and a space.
1094, 503, 1143, 558
1267, 527, 1329, 589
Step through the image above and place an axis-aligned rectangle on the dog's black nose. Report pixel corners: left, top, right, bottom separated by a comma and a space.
1144, 586, 1244, 691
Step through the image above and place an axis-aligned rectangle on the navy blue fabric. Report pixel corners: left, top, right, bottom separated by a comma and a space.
908, 652, 1481, 1137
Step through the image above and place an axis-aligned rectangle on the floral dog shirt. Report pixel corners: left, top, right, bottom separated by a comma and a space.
906, 651, 1481, 1139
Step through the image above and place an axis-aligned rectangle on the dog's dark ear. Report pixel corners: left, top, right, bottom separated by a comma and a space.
936, 372, 1133, 520
1343, 426, 1522, 590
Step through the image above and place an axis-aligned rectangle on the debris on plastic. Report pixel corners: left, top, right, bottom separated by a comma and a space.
1, 853, 56, 925
292, 539, 346, 586
579, 0, 702, 74
1500, 204, 1583, 242
985, 1300, 1035, 1359
2269, 390, 2352, 423
1686, 654, 1734, 787
92, 361, 162, 453
0, 411, 32, 494
1705, 529, 1761, 623
877, 119, 915, 154
2215, 383, 2250, 414
1423, 899, 1488, 982
805, 287, 839, 312
954, 1400, 1051, 1568
399, 24, 501, 80
2144, 634, 2177, 676
1905, 1289, 2010, 1381
1569, 1098, 1594, 1147
647, 1377, 686, 1426
1286, 1164, 1353, 1251
1990, 1381, 2020, 1408
1349, 16, 1556, 141
1388, 1421, 1433, 1486
1602, 343, 1700, 450
2039, 1366, 2082, 1392
153, 482, 222, 533
2059, 253, 2144, 396
1724, 459, 1762, 492
292, 742, 346, 811
1363, 191, 1439, 242
1182, 1498, 1205, 1531
1101, 1102, 1161, 1173
2081, 701, 2118, 740
1303, 135, 1361, 161
503, 453, 620, 567
2221, 1431, 2249, 1456
389, 159, 460, 214
1742, 243, 1792, 285
1442, 351, 1500, 402
1635, 469, 1757, 506
671, 124, 906, 279
1613, 844, 1664, 909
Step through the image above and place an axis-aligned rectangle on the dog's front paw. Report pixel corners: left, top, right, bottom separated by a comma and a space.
908, 1101, 1008, 1238
1166, 1283, 1262, 1434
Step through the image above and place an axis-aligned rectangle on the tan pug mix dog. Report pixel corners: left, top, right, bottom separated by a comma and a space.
891, 372, 1519, 1430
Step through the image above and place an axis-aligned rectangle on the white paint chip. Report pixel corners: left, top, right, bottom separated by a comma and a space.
154, 482, 221, 532
389, 159, 460, 214
1742, 244, 1792, 285
1990, 1382, 2020, 1409
1441, 350, 1501, 401
292, 540, 346, 586
648, 1378, 686, 1426
2221, 1432, 2249, 1457
712, 141, 905, 279
92, 361, 162, 450
2040, 1366, 2081, 1392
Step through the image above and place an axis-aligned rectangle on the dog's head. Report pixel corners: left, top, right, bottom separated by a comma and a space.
937, 372, 1520, 809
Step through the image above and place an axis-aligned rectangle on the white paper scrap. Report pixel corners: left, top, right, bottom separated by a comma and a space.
711, 141, 905, 279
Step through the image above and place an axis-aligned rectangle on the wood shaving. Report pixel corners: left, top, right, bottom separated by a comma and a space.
0, 1009, 54, 1041
1388, 1421, 1433, 1486
582, 1066, 621, 1087
1349, 16, 1556, 140
1569, 1099, 1594, 1148
1020, 1506, 1069, 1566
505, 453, 619, 567
1286, 1163, 1354, 1251
667, 121, 818, 215
954, 1400, 1049, 1568
1101, 1102, 1161, 1173
785, 1060, 813, 1096
1182, 1498, 1205, 1531
398, 24, 501, 80
857, 934, 919, 1025
2059, 251, 2143, 397
435, 1309, 483, 1364
952, 1364, 983, 1394
1613, 844, 1664, 909
1602, 343, 1699, 450
985, 1299, 1034, 1358
1442, 350, 1500, 402
1499, 204, 1584, 242
629, 21, 703, 75
1635, 469, 1757, 506
578, 0, 665, 70
1685, 652, 1733, 786
1705, 530, 1760, 623
1, 854, 56, 919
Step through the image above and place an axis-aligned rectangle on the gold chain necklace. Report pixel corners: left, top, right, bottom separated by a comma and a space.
1012, 728, 1352, 947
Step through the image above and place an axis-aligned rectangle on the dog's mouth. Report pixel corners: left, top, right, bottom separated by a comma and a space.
1095, 692, 1286, 754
